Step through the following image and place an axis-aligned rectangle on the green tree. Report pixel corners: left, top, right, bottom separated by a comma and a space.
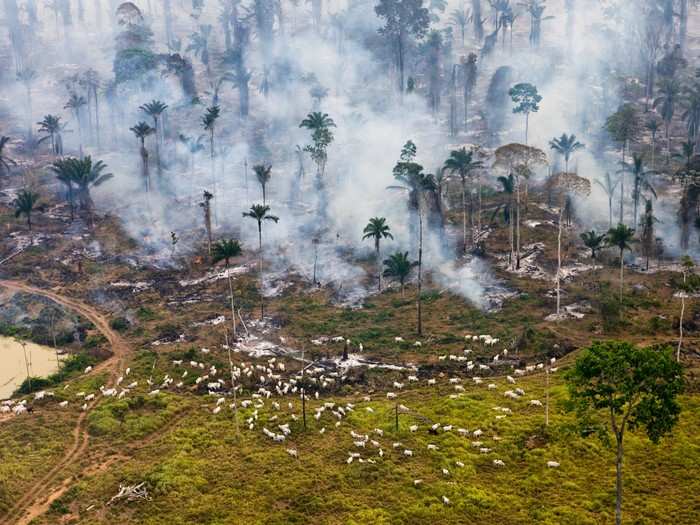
549, 133, 584, 173
508, 83, 541, 144
362, 217, 394, 291
253, 163, 272, 204
202, 105, 221, 217
580, 230, 605, 259
382, 251, 416, 296
299, 112, 336, 182
605, 104, 641, 224
37, 114, 64, 155
567, 341, 684, 525
64, 93, 87, 156
65, 156, 114, 225
130, 122, 155, 193
639, 199, 657, 271
12, 189, 42, 231
243, 204, 279, 318
50, 158, 77, 220
654, 78, 682, 162
606, 223, 636, 302
620, 153, 656, 227
374, 0, 430, 95
594, 172, 619, 228
444, 146, 484, 252
0, 136, 17, 176
212, 239, 243, 339
139, 100, 168, 179
200, 190, 214, 255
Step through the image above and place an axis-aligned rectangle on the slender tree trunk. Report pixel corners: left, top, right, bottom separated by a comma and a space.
462, 182, 467, 252
608, 195, 613, 228
619, 248, 624, 303
619, 146, 625, 224
376, 243, 382, 292
417, 210, 423, 336
615, 435, 624, 525
227, 265, 237, 340
525, 113, 529, 145
258, 223, 264, 319
515, 177, 521, 269
556, 204, 564, 316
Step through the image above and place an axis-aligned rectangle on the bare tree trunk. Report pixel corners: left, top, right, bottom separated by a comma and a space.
417, 210, 423, 336
615, 435, 624, 525
556, 204, 564, 316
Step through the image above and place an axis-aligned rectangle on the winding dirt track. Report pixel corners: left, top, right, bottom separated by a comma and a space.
0, 280, 129, 525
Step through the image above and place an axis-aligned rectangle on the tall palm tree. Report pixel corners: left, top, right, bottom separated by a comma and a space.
621, 153, 656, 227
449, 7, 469, 46
253, 163, 272, 204
682, 84, 700, 149
37, 114, 64, 155
639, 199, 657, 271
443, 147, 483, 252
595, 172, 619, 228
140, 100, 168, 179
200, 191, 214, 255
17, 68, 37, 137
382, 251, 416, 296
362, 217, 394, 291
187, 24, 213, 79
605, 104, 641, 224
243, 204, 279, 318
580, 230, 605, 259
548, 133, 584, 172
654, 78, 681, 162
606, 223, 636, 303
130, 122, 155, 193
299, 112, 336, 181
645, 118, 661, 171
0, 136, 17, 176
12, 189, 42, 231
212, 239, 243, 339
202, 105, 221, 218
64, 94, 87, 156
179, 134, 205, 202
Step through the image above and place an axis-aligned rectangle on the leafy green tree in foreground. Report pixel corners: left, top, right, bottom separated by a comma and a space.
362, 216, 394, 291
567, 341, 684, 525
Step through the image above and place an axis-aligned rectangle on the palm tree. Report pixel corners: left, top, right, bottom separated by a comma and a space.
139, 100, 168, 179
449, 7, 469, 46
0, 136, 17, 176
621, 153, 656, 227
13, 189, 42, 231
362, 217, 394, 291
580, 230, 605, 259
37, 115, 64, 155
243, 204, 279, 318
639, 199, 657, 271
382, 251, 416, 296
66, 156, 114, 225
645, 118, 661, 171
17, 68, 37, 137
605, 104, 641, 224
253, 164, 272, 204
548, 133, 584, 173
654, 78, 682, 162
200, 190, 214, 255
179, 133, 205, 201
64, 93, 87, 156
50, 158, 76, 220
212, 239, 243, 339
606, 223, 636, 303
497, 173, 515, 264
202, 105, 221, 218
595, 172, 619, 228
130, 122, 155, 193
299, 112, 336, 181
443, 147, 483, 252
187, 24, 213, 78
682, 84, 700, 149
